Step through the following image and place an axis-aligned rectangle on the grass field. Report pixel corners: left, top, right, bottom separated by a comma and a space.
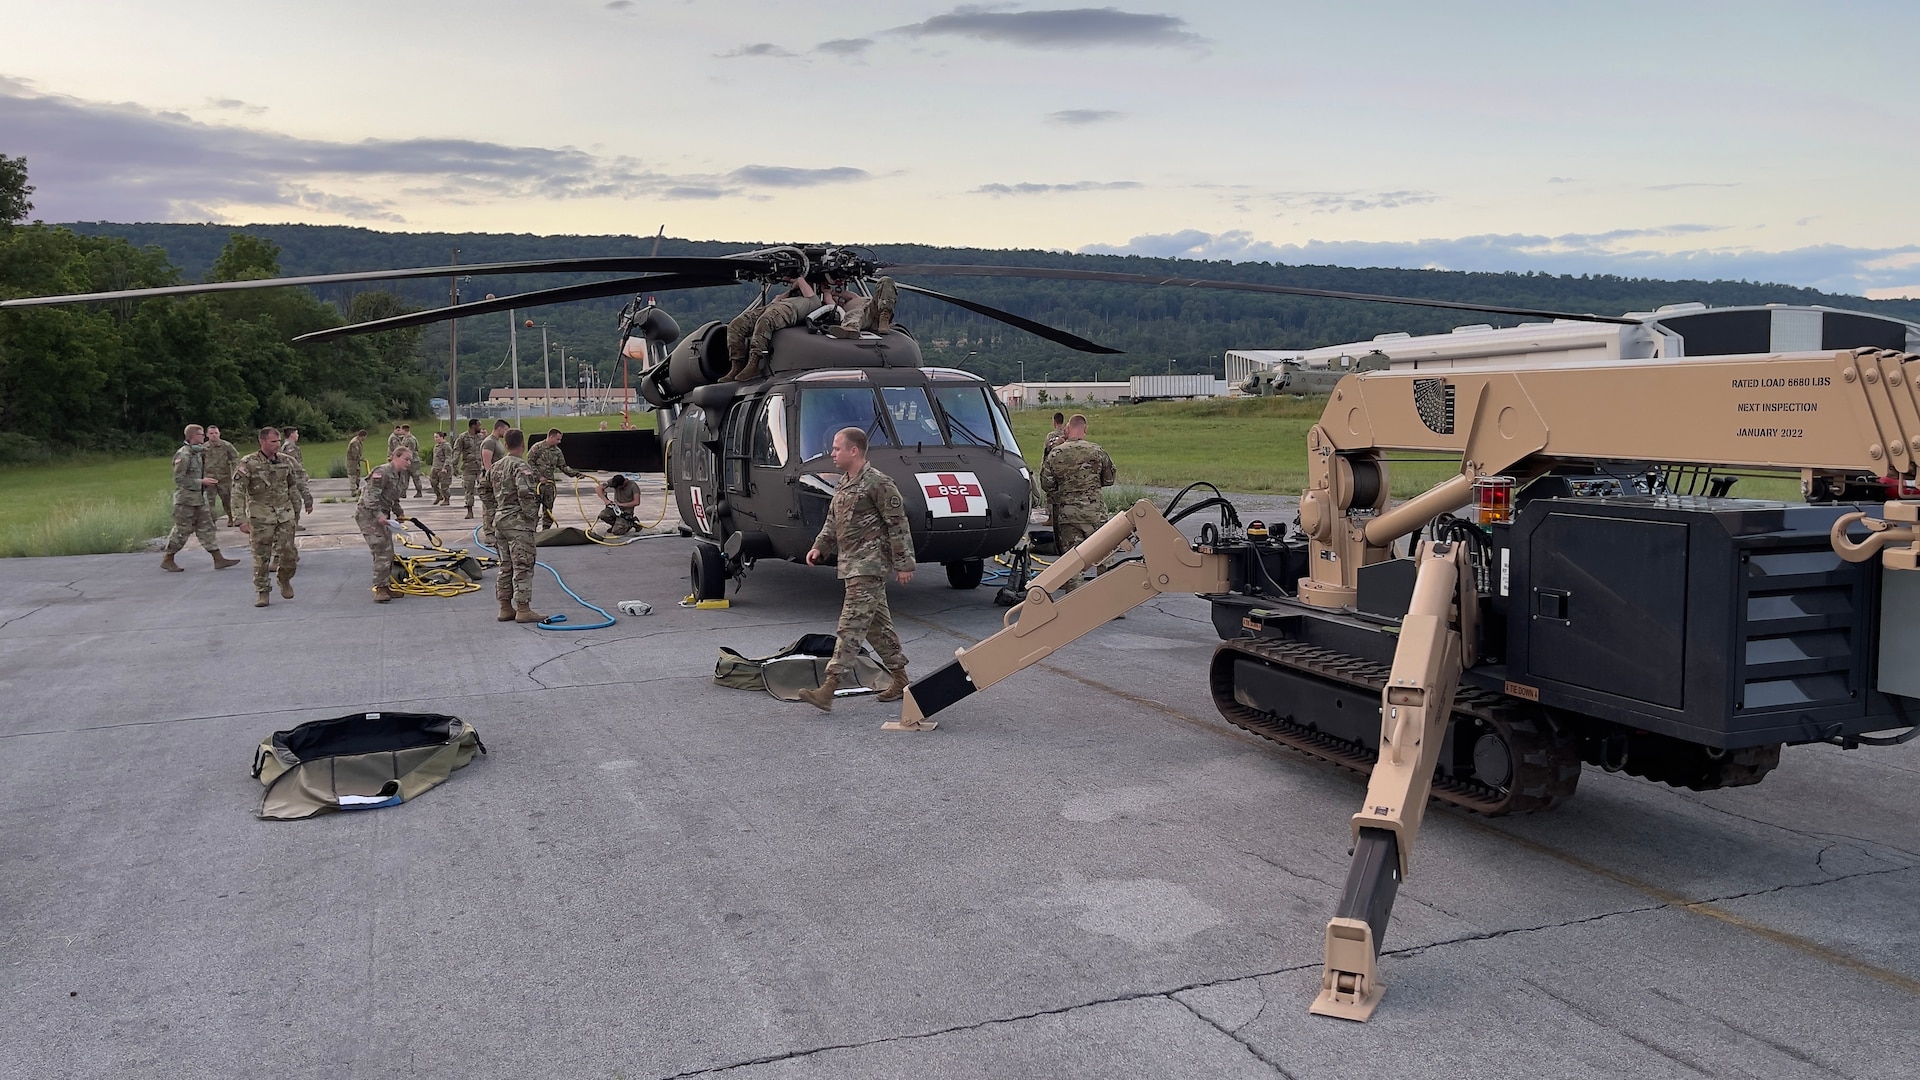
0, 414, 639, 558
0, 401, 1810, 556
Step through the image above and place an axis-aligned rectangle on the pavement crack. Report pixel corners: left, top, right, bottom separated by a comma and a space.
1522, 976, 1715, 1076
651, 962, 1323, 1079
1172, 993, 1296, 1078
0, 603, 50, 632
1241, 849, 1340, 891
1386, 903, 1667, 959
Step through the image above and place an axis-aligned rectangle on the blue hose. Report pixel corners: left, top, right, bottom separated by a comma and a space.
471, 528, 616, 631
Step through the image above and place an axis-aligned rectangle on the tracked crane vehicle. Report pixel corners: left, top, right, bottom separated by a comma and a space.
899, 328, 1920, 1022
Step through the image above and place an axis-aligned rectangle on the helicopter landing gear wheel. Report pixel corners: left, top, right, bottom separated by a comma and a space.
945, 558, 985, 590
690, 544, 727, 601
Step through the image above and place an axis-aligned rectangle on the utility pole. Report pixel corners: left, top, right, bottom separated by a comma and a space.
447, 248, 459, 430
507, 306, 521, 428
540, 325, 552, 417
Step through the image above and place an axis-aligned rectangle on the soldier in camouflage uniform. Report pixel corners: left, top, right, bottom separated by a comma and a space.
232, 426, 308, 607
477, 420, 510, 545
723, 276, 823, 383
280, 427, 310, 537
526, 428, 587, 529
203, 425, 241, 526
429, 431, 454, 505
345, 429, 368, 497
800, 427, 914, 712
489, 428, 544, 624
453, 418, 485, 518
398, 424, 424, 496
1042, 412, 1068, 459
1039, 414, 1116, 593
161, 424, 239, 573
358, 445, 412, 602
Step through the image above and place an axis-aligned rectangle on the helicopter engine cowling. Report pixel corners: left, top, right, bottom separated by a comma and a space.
641, 319, 730, 407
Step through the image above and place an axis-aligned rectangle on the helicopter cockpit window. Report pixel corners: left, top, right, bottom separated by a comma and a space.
882, 387, 943, 447
798, 387, 895, 462
931, 386, 1002, 449
752, 393, 788, 467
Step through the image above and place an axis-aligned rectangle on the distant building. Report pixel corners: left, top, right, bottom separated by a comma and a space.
486, 387, 639, 411
995, 381, 1130, 410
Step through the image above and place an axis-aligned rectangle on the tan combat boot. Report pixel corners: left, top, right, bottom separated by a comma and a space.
278, 573, 295, 599
255, 592, 269, 608
212, 550, 239, 570
797, 673, 840, 712
497, 599, 516, 622
372, 586, 395, 603
875, 666, 910, 703
513, 603, 545, 624
160, 552, 183, 573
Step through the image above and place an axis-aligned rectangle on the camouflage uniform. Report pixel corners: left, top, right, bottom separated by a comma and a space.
232, 449, 305, 596
429, 439, 454, 504
400, 432, 423, 496
357, 462, 408, 592
1039, 437, 1116, 592
526, 440, 586, 528
345, 433, 366, 497
281, 440, 309, 533
164, 441, 219, 556
477, 433, 506, 542
489, 454, 540, 608
833, 277, 898, 334
811, 464, 914, 679
453, 429, 485, 513
726, 291, 824, 380
202, 436, 240, 523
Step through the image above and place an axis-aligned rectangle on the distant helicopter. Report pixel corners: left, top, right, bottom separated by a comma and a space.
2, 243, 1654, 599
1236, 350, 1392, 397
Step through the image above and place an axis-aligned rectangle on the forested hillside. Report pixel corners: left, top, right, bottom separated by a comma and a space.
8, 142, 1917, 458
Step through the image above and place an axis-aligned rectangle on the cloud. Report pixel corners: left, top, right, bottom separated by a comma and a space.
1078, 227, 1920, 295
727, 165, 870, 187
1046, 108, 1124, 125
1547, 176, 1576, 184
605, 0, 632, 7
972, 180, 1141, 196
716, 42, 796, 59
205, 97, 267, 116
1646, 181, 1741, 191
893, 6, 1202, 49
0, 78, 871, 221
815, 37, 873, 56
1267, 190, 1438, 214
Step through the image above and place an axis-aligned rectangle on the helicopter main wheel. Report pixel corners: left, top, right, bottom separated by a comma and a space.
945, 558, 985, 590
690, 544, 727, 601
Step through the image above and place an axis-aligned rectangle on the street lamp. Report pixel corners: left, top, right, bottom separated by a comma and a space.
524, 320, 555, 416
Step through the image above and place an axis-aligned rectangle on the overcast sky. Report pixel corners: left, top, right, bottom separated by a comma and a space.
3, 1, 1917, 295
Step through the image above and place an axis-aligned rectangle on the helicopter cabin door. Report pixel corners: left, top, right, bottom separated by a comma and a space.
738, 392, 794, 529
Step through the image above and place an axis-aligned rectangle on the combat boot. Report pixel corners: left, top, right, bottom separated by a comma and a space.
211, 550, 239, 570
465, 506, 475, 519
255, 592, 269, 608
720, 357, 746, 382
797, 673, 840, 712
372, 585, 395, 603
278, 573, 295, 600
875, 666, 910, 703
497, 599, 516, 622
513, 602, 545, 624
160, 552, 183, 573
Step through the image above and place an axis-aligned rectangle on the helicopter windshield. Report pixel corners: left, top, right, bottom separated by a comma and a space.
931, 386, 1004, 450
882, 387, 943, 447
798, 387, 897, 462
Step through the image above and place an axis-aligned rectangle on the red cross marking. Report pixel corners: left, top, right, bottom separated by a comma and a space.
924, 473, 984, 514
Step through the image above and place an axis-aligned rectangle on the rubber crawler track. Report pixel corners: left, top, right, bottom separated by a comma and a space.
1209, 637, 1584, 816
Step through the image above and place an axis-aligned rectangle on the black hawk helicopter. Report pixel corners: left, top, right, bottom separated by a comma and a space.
1, 243, 1643, 600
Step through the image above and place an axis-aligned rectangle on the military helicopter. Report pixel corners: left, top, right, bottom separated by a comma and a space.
1236, 349, 1393, 396
2, 244, 1655, 600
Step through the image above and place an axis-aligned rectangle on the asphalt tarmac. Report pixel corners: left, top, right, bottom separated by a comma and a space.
2, 485, 1915, 1079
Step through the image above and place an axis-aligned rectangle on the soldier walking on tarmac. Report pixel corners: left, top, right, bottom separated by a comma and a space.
453, 418, 485, 519
232, 426, 308, 607
358, 445, 412, 603
161, 424, 240, 573
429, 431, 454, 505
477, 419, 510, 545
489, 428, 543, 624
800, 427, 914, 713
345, 428, 367, 497
398, 424, 424, 497
203, 425, 241, 526
526, 428, 587, 529
1039, 413, 1116, 593
280, 427, 311, 536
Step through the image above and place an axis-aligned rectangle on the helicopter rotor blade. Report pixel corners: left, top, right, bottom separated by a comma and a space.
882, 264, 1643, 326
892, 282, 1123, 354
0, 255, 774, 310
293, 272, 739, 343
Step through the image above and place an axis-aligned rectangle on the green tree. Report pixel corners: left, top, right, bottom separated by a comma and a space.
208, 232, 281, 282
0, 154, 31, 227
